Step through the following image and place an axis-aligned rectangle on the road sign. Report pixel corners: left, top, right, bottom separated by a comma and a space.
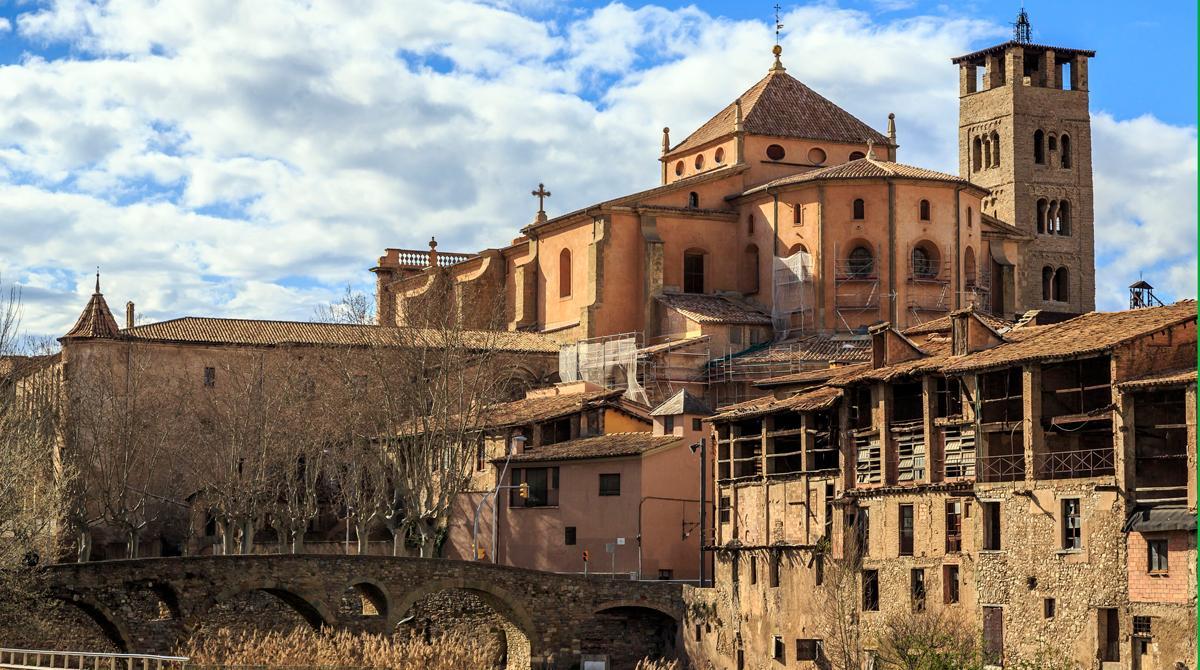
616, 537, 626, 545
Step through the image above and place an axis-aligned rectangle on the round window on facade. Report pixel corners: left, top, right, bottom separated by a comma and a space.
714, 147, 725, 164
695, 154, 705, 170
849, 151, 866, 160
766, 144, 786, 161
675, 161, 684, 176
807, 147, 827, 165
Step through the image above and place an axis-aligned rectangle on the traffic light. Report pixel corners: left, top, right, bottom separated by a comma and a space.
518, 482, 530, 499
582, 550, 590, 562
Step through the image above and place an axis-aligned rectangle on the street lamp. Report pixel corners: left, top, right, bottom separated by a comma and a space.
689, 437, 707, 586
472, 434, 526, 563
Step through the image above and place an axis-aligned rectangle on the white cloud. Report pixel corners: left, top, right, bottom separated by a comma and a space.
0, 0, 1192, 337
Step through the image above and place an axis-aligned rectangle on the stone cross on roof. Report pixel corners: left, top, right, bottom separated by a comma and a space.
531, 183, 551, 215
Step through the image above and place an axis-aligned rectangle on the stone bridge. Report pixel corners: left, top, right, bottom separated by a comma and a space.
42, 555, 685, 670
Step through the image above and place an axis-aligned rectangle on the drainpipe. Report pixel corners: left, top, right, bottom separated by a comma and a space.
954, 187, 963, 310
887, 178, 897, 324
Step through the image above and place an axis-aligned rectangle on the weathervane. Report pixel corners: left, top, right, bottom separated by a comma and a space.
773, 4, 783, 44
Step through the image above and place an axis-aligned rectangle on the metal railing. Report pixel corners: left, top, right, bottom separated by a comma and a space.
1035, 447, 1115, 480
0, 649, 189, 670
977, 453, 1025, 483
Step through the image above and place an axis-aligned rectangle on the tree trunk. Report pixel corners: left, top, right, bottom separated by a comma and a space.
355, 522, 370, 555
127, 528, 140, 559
391, 528, 405, 557
218, 519, 235, 555
77, 529, 92, 563
292, 525, 306, 555
273, 521, 289, 555
239, 519, 256, 555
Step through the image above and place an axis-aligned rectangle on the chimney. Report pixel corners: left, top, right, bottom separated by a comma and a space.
125, 301, 135, 329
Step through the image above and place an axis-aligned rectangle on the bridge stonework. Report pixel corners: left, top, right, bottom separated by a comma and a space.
43, 555, 684, 669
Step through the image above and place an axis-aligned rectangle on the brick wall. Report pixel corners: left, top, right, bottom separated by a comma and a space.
1127, 531, 1193, 604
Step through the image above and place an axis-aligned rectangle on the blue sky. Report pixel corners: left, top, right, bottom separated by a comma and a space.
0, 0, 1193, 336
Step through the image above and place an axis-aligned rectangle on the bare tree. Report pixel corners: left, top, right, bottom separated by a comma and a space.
875, 609, 982, 670
184, 356, 289, 555
817, 535, 867, 670
320, 276, 513, 558
0, 278, 71, 624
68, 343, 189, 558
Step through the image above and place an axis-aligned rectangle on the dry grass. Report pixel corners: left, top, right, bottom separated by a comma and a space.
179, 627, 500, 669
634, 660, 679, 670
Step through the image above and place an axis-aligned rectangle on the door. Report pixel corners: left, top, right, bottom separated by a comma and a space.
982, 606, 1004, 666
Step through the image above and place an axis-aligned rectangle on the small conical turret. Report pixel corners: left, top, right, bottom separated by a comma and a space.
63, 271, 121, 339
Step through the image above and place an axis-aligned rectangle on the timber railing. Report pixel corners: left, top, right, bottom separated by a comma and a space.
0, 649, 189, 670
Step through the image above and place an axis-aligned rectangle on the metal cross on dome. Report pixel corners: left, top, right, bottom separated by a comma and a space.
531, 183, 551, 215
774, 4, 783, 43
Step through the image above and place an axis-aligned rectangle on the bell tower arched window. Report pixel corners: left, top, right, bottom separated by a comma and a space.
972, 136, 982, 171
991, 131, 1001, 167
1034, 129, 1045, 164
1054, 267, 1070, 302
1042, 266, 1054, 301
1060, 134, 1071, 169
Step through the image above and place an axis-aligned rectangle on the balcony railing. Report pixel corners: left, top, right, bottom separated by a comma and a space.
1035, 447, 1115, 480
977, 453, 1025, 483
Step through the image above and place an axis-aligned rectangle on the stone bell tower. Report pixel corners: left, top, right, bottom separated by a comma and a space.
953, 9, 1096, 314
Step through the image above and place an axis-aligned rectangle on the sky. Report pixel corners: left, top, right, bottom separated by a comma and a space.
0, 0, 1194, 337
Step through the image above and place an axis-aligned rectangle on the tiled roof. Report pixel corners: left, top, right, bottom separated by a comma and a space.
710, 385, 842, 421
743, 158, 977, 197
943, 302, 1198, 373
721, 334, 872, 365
951, 41, 1095, 64
657, 293, 772, 325
1117, 368, 1197, 391
829, 335, 955, 385
502, 432, 681, 463
668, 70, 890, 156
638, 335, 710, 357
483, 389, 631, 428
119, 317, 561, 353
755, 363, 869, 388
650, 389, 713, 416
903, 311, 1015, 336
63, 290, 121, 339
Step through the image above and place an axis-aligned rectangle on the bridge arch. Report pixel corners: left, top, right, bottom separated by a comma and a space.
205, 582, 334, 631
590, 601, 682, 667
55, 595, 131, 652
394, 578, 537, 670
337, 577, 391, 620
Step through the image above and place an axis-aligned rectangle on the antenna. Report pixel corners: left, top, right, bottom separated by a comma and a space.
1012, 5, 1032, 44
774, 3, 783, 44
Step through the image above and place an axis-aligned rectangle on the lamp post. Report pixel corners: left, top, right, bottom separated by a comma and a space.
472, 434, 526, 563
690, 437, 707, 586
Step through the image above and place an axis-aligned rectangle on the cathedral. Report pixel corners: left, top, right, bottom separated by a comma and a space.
373, 36, 1097, 371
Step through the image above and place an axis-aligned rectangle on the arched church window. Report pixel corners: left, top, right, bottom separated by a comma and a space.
715, 147, 726, 164
675, 161, 684, 176
683, 251, 705, 294
1036, 199, 1048, 234
964, 247, 977, 287
847, 246, 874, 278
972, 137, 983, 171
1042, 266, 1054, 301
558, 249, 572, 299
1047, 134, 1057, 152
849, 151, 866, 160
1034, 130, 1045, 164
695, 154, 705, 170
852, 199, 865, 220
748, 214, 755, 235
991, 131, 1001, 167
983, 137, 992, 169
688, 192, 699, 208
919, 200, 931, 221
1060, 134, 1071, 169
741, 244, 760, 294
911, 243, 939, 279
766, 144, 786, 161
1054, 267, 1070, 302
1057, 201, 1070, 236
967, 207, 973, 228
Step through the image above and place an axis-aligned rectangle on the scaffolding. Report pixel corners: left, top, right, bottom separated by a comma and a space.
559, 332, 646, 404
906, 257, 952, 326
833, 241, 882, 333
771, 249, 815, 340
